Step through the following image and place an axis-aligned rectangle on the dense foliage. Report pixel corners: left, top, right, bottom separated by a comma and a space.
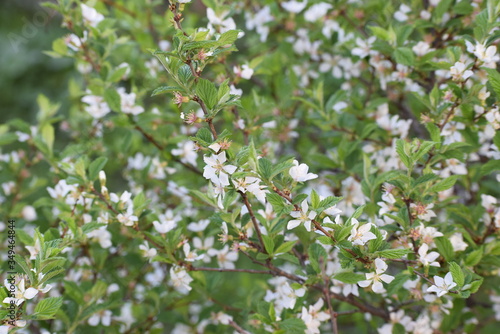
2, 0, 500, 333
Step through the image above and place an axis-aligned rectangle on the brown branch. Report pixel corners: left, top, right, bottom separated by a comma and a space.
100, 0, 137, 17
189, 266, 272, 275
228, 320, 250, 334
239, 191, 266, 253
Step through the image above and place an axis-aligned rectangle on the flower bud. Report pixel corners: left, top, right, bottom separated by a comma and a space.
99, 170, 106, 187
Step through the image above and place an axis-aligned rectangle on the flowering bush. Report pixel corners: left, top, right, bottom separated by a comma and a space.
2, 0, 500, 333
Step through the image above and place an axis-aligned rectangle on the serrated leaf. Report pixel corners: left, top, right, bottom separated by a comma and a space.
151, 86, 183, 96
435, 237, 454, 261
310, 190, 320, 209
196, 78, 218, 110
33, 297, 63, 320
104, 89, 121, 112
484, 67, 500, 97
262, 235, 275, 255
309, 243, 328, 273
394, 47, 415, 66
258, 158, 272, 181
88, 157, 108, 181
217, 30, 240, 46
428, 175, 459, 193
275, 241, 296, 254
449, 262, 464, 287
375, 248, 410, 259
464, 248, 483, 267
395, 139, 412, 169
333, 272, 366, 284
196, 127, 213, 144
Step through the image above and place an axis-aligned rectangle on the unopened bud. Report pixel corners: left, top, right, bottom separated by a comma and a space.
101, 185, 109, 198
99, 170, 106, 186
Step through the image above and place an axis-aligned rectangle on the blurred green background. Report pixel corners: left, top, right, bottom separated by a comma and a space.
0, 0, 73, 124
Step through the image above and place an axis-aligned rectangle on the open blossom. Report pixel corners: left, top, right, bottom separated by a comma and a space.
203, 151, 237, 186
81, 4, 104, 27
139, 242, 157, 259
450, 61, 473, 81
427, 272, 457, 297
117, 207, 138, 226
352, 36, 376, 58
207, 245, 238, 269
348, 219, 377, 246
410, 202, 436, 222
233, 64, 254, 79
466, 40, 498, 65
117, 87, 144, 115
169, 266, 193, 294
281, 0, 307, 13
183, 243, 203, 262
418, 243, 440, 267
3, 277, 38, 306
153, 209, 181, 234
358, 258, 394, 294
287, 200, 316, 232
81, 94, 111, 119
300, 298, 330, 334
289, 160, 318, 182
171, 141, 198, 167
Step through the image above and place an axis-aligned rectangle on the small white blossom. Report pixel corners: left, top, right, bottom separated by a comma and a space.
348, 219, 377, 246
418, 243, 440, 267
358, 258, 394, 294
289, 160, 318, 182
427, 272, 457, 297
288, 200, 317, 232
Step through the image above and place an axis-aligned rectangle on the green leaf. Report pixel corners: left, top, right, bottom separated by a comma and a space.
196, 78, 218, 110
258, 158, 273, 181
262, 235, 275, 255
375, 249, 410, 259
435, 237, 454, 261
217, 30, 240, 46
279, 318, 307, 333
449, 262, 464, 287
318, 196, 343, 211
428, 175, 459, 193
333, 272, 366, 284
394, 47, 415, 66
196, 127, 214, 144
310, 190, 320, 209
88, 157, 108, 181
41, 124, 54, 155
481, 159, 500, 175
484, 68, 500, 97
151, 86, 183, 96
426, 123, 441, 144
275, 241, 296, 254
33, 297, 63, 320
464, 248, 483, 267
395, 139, 412, 169
104, 89, 121, 112
309, 243, 328, 273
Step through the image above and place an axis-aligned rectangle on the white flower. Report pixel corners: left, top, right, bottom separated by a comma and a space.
171, 141, 198, 167
289, 160, 318, 182
117, 207, 138, 226
117, 87, 144, 115
169, 266, 193, 294
348, 219, 377, 246
203, 152, 237, 187
358, 258, 394, 294
352, 36, 376, 58
183, 243, 203, 262
153, 209, 181, 233
81, 94, 111, 119
87, 225, 112, 248
300, 298, 330, 334
281, 0, 308, 13
88, 309, 112, 326
466, 41, 498, 65
418, 243, 440, 267
449, 233, 468, 252
187, 219, 210, 232
81, 4, 104, 27
207, 245, 238, 269
450, 61, 473, 81
3, 278, 38, 306
412, 41, 431, 56
287, 200, 317, 232
394, 4, 411, 22
234, 64, 254, 79
410, 203, 436, 222
304, 3, 332, 22
139, 242, 157, 259
427, 272, 457, 297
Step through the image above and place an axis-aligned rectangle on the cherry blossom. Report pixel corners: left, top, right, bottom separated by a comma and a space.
427, 272, 457, 297
358, 258, 394, 294
288, 200, 317, 232
289, 160, 318, 182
